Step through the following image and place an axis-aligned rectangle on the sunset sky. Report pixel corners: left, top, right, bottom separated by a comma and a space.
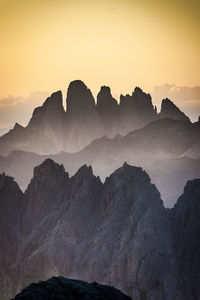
0, 0, 199, 131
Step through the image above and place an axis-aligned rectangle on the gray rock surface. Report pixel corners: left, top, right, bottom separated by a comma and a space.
97, 86, 120, 137
170, 178, 200, 300
119, 87, 157, 135
65, 80, 103, 152
159, 98, 190, 122
0, 160, 181, 300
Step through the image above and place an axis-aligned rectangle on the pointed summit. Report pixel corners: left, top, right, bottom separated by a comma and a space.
65, 80, 103, 152
44, 91, 63, 109
13, 123, 24, 131
28, 91, 65, 128
33, 158, 68, 185
96, 86, 120, 137
159, 98, 190, 122
66, 80, 96, 116
119, 86, 156, 134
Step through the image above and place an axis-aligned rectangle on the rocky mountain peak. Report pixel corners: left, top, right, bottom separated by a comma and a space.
133, 86, 144, 94
73, 164, 94, 178
0, 173, 14, 191
43, 91, 63, 110
96, 85, 120, 137
159, 98, 190, 122
32, 158, 69, 189
66, 80, 96, 116
97, 86, 118, 107
13, 123, 24, 131
28, 91, 65, 128
106, 163, 151, 186
70, 164, 102, 189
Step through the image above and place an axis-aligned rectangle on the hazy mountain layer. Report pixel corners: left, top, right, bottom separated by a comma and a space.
0, 80, 190, 156
1, 119, 200, 207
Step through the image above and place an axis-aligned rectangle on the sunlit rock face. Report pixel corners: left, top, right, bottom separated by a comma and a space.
159, 98, 190, 122
0, 160, 181, 300
12, 277, 131, 300
170, 179, 200, 300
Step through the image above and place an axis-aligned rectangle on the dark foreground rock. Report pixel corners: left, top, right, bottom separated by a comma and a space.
12, 277, 131, 300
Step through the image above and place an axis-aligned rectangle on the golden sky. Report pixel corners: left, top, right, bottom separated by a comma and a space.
0, 0, 199, 99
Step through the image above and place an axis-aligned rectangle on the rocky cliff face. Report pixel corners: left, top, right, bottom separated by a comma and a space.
0, 160, 182, 300
65, 80, 103, 152
119, 87, 157, 134
159, 98, 190, 122
170, 178, 200, 300
12, 277, 131, 300
97, 86, 120, 137
0, 91, 66, 155
0, 174, 25, 299
1, 160, 200, 300
0, 80, 191, 156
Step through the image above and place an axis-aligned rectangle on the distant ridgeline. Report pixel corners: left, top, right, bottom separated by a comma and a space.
0, 80, 191, 155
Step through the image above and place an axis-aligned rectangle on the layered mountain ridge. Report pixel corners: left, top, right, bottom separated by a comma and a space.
1, 159, 200, 300
0, 80, 191, 156
1, 118, 200, 207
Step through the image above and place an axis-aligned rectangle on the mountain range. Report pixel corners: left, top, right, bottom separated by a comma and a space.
0, 117, 200, 207
1, 159, 200, 300
0, 80, 191, 156
0, 79, 200, 299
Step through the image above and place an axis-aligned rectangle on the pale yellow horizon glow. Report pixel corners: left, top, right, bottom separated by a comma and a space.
0, 0, 199, 99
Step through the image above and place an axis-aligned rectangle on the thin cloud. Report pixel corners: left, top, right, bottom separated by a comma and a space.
152, 84, 200, 122
0, 92, 49, 136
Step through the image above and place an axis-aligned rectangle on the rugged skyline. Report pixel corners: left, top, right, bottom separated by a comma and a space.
1, 159, 200, 299
0, 79, 199, 208
0, 0, 199, 298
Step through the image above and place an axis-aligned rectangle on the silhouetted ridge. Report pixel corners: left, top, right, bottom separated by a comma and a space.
13, 123, 24, 130
66, 80, 96, 115
33, 158, 69, 187
107, 162, 151, 184
28, 90, 65, 127
159, 98, 190, 122
12, 277, 131, 300
119, 86, 156, 134
0, 79, 195, 156
73, 164, 94, 178
96, 86, 120, 137
0, 172, 14, 190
